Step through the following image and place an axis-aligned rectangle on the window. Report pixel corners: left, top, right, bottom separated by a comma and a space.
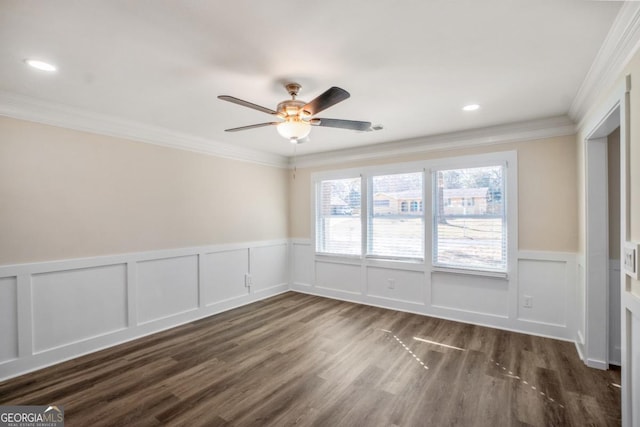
316, 177, 361, 256
313, 152, 515, 273
368, 172, 423, 259
433, 165, 506, 272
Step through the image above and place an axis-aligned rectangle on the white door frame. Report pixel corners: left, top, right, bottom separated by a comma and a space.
582, 75, 631, 425
585, 134, 610, 369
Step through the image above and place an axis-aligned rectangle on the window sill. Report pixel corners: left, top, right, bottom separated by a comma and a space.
314, 253, 362, 265
365, 256, 425, 271
314, 253, 426, 270
431, 266, 508, 279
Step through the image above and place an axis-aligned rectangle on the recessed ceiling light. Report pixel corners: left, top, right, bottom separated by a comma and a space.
25, 59, 57, 72
462, 104, 480, 111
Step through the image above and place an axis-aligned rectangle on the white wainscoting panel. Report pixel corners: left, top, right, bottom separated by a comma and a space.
515, 251, 577, 341
291, 240, 577, 343
367, 267, 424, 304
292, 241, 313, 287
315, 261, 361, 294
0, 239, 289, 381
202, 249, 248, 305
0, 276, 18, 363
517, 259, 567, 326
31, 264, 128, 353
431, 272, 509, 317
1, 237, 582, 381
251, 243, 288, 293
137, 256, 199, 324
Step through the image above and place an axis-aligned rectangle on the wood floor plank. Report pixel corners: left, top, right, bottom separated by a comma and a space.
0, 292, 621, 426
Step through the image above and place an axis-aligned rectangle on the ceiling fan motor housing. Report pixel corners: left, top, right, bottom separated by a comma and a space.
277, 99, 307, 118
285, 83, 302, 98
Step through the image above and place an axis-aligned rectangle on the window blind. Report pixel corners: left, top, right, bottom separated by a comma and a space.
433, 165, 506, 272
316, 177, 361, 256
368, 172, 424, 259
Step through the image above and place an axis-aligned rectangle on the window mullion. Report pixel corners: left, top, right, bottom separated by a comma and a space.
361, 174, 367, 258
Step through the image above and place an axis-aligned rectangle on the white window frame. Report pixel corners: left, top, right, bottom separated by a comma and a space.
365, 165, 426, 262
311, 152, 517, 277
429, 151, 517, 277
312, 168, 364, 259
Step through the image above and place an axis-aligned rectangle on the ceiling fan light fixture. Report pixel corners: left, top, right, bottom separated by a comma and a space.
277, 119, 311, 141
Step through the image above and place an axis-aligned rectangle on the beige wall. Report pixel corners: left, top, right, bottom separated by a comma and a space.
0, 116, 289, 265
290, 134, 579, 253
0, 117, 584, 264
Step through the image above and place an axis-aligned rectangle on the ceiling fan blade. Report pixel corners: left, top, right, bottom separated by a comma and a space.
302, 87, 350, 116
218, 95, 278, 115
224, 122, 279, 132
310, 118, 372, 131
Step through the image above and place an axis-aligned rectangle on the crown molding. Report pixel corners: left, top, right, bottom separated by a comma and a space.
570, 1, 640, 126
0, 91, 573, 171
1, 5, 633, 172
0, 91, 288, 169
0, 91, 575, 171
290, 115, 576, 169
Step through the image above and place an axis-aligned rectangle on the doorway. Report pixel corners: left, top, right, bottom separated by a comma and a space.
584, 107, 620, 369
583, 76, 633, 426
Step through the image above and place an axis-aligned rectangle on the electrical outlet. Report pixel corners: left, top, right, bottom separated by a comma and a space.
244, 273, 252, 287
523, 295, 533, 308
387, 279, 395, 289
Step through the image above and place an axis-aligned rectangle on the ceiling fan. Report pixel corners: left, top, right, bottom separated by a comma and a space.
218, 83, 373, 143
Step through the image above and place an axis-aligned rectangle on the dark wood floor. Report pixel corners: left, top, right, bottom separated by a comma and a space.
0, 292, 620, 426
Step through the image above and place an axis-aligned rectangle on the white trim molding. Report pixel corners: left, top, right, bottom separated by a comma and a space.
0, 91, 288, 169
291, 115, 575, 169
571, 1, 640, 126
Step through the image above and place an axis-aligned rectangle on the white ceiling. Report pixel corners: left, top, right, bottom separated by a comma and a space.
0, 1, 623, 159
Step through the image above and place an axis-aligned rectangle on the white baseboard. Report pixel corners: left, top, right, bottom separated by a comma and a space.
586, 358, 609, 370
575, 330, 586, 363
